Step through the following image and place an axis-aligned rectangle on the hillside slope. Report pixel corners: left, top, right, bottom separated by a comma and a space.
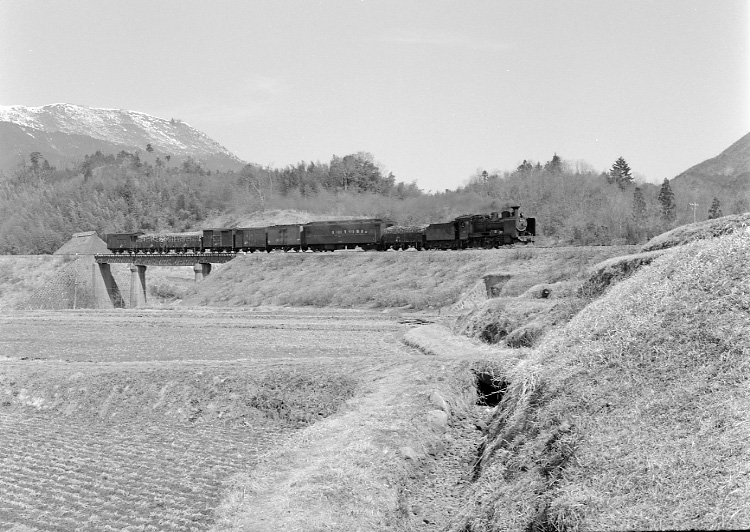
672, 130, 750, 201
675, 131, 750, 182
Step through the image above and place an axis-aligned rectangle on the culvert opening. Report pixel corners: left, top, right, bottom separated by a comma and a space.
480, 322, 507, 344
483, 274, 512, 298
473, 371, 508, 407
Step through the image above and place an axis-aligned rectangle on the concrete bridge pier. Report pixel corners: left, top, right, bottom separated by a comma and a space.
92, 263, 125, 309
130, 264, 147, 307
194, 262, 212, 282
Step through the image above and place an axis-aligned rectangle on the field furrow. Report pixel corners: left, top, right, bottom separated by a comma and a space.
0, 411, 281, 530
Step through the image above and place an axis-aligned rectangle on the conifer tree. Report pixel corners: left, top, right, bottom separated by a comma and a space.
608, 157, 633, 189
658, 178, 676, 225
545, 154, 563, 174
708, 197, 723, 219
516, 160, 533, 174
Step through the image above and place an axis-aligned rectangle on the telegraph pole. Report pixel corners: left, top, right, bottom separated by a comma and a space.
689, 202, 699, 224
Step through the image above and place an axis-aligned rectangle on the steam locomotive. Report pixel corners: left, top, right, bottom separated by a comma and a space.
105, 206, 535, 254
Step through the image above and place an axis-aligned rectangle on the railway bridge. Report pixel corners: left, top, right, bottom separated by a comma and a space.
92, 253, 236, 309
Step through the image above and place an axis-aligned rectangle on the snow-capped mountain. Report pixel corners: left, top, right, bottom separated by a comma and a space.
0, 103, 246, 172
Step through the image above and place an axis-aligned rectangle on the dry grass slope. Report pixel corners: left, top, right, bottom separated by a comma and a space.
183, 247, 636, 310
0, 255, 88, 309
641, 212, 750, 252
577, 249, 666, 299
451, 231, 750, 531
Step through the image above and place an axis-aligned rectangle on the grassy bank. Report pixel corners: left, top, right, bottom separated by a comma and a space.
641, 212, 750, 252
0, 255, 73, 309
449, 230, 750, 531
1, 361, 357, 427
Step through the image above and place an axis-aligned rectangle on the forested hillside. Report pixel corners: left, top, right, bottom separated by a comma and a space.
1, 149, 747, 254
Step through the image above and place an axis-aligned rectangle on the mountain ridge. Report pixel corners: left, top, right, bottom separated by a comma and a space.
0, 103, 246, 172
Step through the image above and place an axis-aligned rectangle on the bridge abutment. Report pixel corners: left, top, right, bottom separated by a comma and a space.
130, 264, 147, 307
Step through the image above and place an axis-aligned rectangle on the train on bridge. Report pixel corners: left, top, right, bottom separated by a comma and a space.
105, 206, 536, 254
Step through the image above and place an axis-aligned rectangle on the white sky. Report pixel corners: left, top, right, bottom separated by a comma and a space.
1, 0, 748, 191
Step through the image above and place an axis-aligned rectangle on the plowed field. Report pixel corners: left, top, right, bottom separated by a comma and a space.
0, 308, 415, 531
0, 413, 283, 531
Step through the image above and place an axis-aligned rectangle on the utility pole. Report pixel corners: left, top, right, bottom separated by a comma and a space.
689, 202, 699, 224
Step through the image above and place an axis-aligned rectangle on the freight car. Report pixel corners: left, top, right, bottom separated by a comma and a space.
105, 232, 202, 254
105, 206, 535, 254
233, 227, 267, 252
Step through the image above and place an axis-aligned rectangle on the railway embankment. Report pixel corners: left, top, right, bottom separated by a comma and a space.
181, 246, 636, 310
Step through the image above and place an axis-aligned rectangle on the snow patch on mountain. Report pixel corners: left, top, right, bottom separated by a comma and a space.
0, 103, 243, 163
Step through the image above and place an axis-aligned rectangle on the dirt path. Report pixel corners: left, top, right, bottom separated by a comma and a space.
209, 321, 496, 532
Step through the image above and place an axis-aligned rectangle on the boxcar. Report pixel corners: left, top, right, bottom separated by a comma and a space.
234, 227, 267, 252
267, 224, 304, 251
202, 229, 235, 252
304, 219, 391, 251
106, 232, 141, 253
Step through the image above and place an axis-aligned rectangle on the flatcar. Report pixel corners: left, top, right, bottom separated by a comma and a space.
105, 232, 202, 254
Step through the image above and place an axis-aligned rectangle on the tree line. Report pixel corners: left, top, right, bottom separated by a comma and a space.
0, 148, 745, 254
